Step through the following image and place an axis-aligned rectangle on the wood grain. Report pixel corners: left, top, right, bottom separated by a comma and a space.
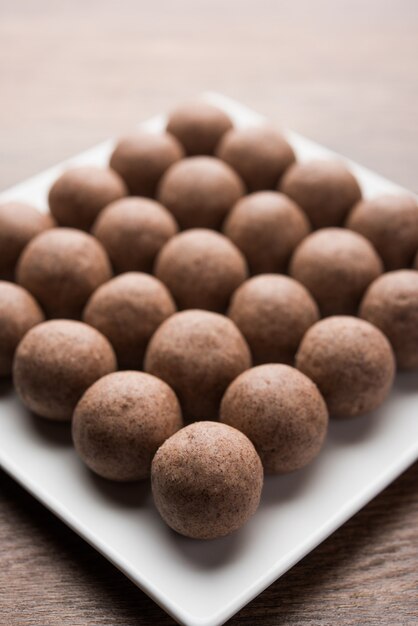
0, 1, 417, 624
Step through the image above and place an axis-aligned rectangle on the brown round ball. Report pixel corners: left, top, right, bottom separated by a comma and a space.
72, 371, 182, 481
359, 270, 418, 370
216, 124, 295, 192
414, 250, 418, 269
16, 228, 113, 319
279, 159, 362, 229
83, 272, 176, 369
0, 282, 44, 377
109, 131, 184, 197
13, 320, 117, 421
220, 364, 328, 473
228, 275, 319, 365
157, 156, 244, 230
155, 229, 248, 312
92, 197, 178, 274
48, 166, 127, 231
166, 101, 233, 156
223, 191, 310, 274
0, 202, 54, 279
295, 316, 395, 418
151, 421, 263, 539
144, 310, 251, 422
289, 228, 383, 316
346, 194, 418, 270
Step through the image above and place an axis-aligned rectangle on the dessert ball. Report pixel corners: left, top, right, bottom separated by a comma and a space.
49, 166, 127, 231
92, 197, 178, 274
415, 250, 418, 269
296, 316, 395, 418
166, 101, 233, 156
144, 310, 251, 421
13, 320, 117, 421
154, 229, 248, 312
157, 156, 244, 230
109, 131, 184, 197
279, 159, 362, 229
289, 228, 383, 316
72, 371, 182, 481
0, 282, 44, 377
228, 275, 319, 365
151, 421, 263, 539
223, 191, 310, 274
216, 124, 295, 192
16, 228, 112, 319
220, 364, 328, 473
346, 194, 418, 270
359, 270, 418, 370
0, 202, 55, 280
83, 272, 176, 369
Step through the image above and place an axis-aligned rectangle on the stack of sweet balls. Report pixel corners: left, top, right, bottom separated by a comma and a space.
1, 100, 418, 541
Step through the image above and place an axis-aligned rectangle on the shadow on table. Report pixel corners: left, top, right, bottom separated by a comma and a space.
261, 458, 322, 508
85, 469, 151, 508
166, 522, 247, 570
394, 370, 418, 393
28, 411, 73, 446
0, 377, 13, 397
327, 404, 383, 445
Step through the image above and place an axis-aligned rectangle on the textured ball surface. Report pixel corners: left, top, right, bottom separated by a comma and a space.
289, 228, 383, 316
83, 272, 176, 369
16, 228, 113, 319
48, 166, 127, 231
157, 156, 244, 230
0, 282, 44, 377
0, 202, 55, 279
296, 316, 395, 418
359, 270, 418, 370
92, 197, 178, 274
223, 191, 310, 274
144, 310, 251, 421
72, 371, 182, 481
346, 194, 418, 270
216, 125, 295, 192
280, 159, 362, 229
155, 229, 248, 312
228, 274, 319, 364
13, 320, 117, 421
109, 131, 184, 197
166, 101, 233, 155
151, 421, 263, 539
220, 364, 328, 473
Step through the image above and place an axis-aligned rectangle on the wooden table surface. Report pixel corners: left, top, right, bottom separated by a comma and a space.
1, 1, 417, 624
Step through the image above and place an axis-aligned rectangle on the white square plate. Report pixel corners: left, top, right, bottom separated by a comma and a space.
1, 93, 417, 626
